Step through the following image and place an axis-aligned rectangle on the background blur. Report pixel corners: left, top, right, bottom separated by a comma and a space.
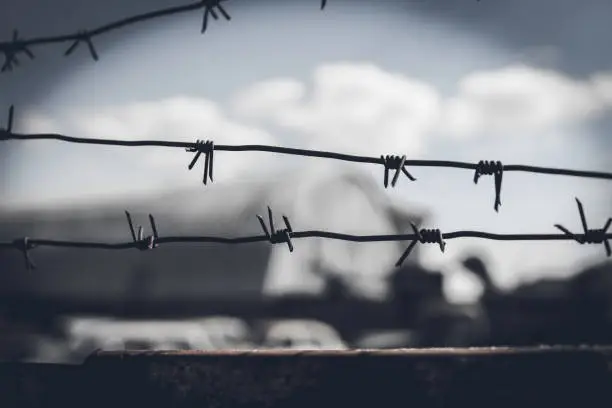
0, 0, 611, 363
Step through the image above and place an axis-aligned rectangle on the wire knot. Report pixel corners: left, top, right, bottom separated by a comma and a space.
64, 30, 99, 61
395, 223, 446, 267
381, 154, 417, 188
1, 30, 35, 73
13, 237, 36, 270
554, 198, 611, 257
187, 139, 215, 185
201, 0, 232, 33
474, 160, 504, 212
125, 211, 160, 251
257, 207, 294, 252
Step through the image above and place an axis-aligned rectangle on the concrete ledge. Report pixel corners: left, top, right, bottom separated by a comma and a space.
2, 347, 612, 408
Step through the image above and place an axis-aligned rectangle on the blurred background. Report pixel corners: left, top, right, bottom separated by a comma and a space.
0, 0, 611, 363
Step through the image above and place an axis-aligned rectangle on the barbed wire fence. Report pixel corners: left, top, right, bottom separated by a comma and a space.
0, 0, 334, 72
0, 200, 610, 271
0, 0, 610, 272
0, 0, 483, 72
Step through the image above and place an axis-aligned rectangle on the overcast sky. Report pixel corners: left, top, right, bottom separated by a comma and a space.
0, 0, 611, 296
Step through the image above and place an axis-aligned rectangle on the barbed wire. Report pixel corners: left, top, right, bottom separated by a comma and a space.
2, 106, 611, 211
0, 0, 236, 71
1, 200, 610, 271
0, 0, 342, 71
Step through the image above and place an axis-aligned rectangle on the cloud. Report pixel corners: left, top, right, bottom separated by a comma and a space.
232, 62, 612, 148
443, 64, 612, 138
233, 62, 441, 157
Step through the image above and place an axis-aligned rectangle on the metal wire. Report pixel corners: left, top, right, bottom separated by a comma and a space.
0, 0, 234, 71
0, 0, 339, 71
1, 201, 610, 271
2, 121, 611, 211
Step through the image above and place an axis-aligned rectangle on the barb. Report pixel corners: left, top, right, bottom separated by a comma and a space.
1, 205, 610, 270
64, 31, 99, 61
201, 0, 232, 34
0, 0, 232, 71
554, 198, 611, 257
125, 211, 160, 250
396, 223, 446, 267
321, 0, 328, 9
257, 207, 294, 252
474, 160, 504, 212
0, 105, 14, 136
186, 139, 214, 184
381, 155, 417, 188
3, 129, 611, 211
1, 30, 35, 72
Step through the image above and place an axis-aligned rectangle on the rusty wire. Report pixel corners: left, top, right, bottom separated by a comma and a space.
0, 0, 234, 71
1, 201, 610, 271
2, 114, 612, 210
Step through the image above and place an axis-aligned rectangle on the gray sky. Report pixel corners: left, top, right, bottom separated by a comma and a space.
1, 0, 611, 299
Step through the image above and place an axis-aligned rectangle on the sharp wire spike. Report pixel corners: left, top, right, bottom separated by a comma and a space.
576, 198, 588, 234
64, 40, 79, 56
391, 155, 406, 187
189, 150, 202, 170
149, 214, 158, 239
125, 211, 137, 242
7, 105, 14, 132
202, 9, 209, 33
257, 215, 270, 239
283, 216, 293, 232
85, 37, 99, 61
208, 148, 214, 182
268, 206, 275, 234
217, 4, 231, 20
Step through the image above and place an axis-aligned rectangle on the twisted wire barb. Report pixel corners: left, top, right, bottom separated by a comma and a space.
125, 211, 160, 250
2, 122, 611, 210
1, 199, 610, 269
0, 0, 232, 70
554, 198, 611, 257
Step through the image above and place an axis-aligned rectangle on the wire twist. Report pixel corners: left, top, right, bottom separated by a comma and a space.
474, 160, 504, 212
381, 155, 417, 188
1, 30, 35, 72
125, 211, 160, 251
395, 223, 446, 267
554, 198, 612, 257
201, 0, 232, 33
64, 31, 99, 61
187, 139, 215, 185
257, 207, 294, 252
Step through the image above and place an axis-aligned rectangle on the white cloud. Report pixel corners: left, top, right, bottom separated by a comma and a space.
232, 62, 612, 147
443, 64, 612, 138
233, 62, 442, 157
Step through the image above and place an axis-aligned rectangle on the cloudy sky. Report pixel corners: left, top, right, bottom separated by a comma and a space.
1, 0, 611, 296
